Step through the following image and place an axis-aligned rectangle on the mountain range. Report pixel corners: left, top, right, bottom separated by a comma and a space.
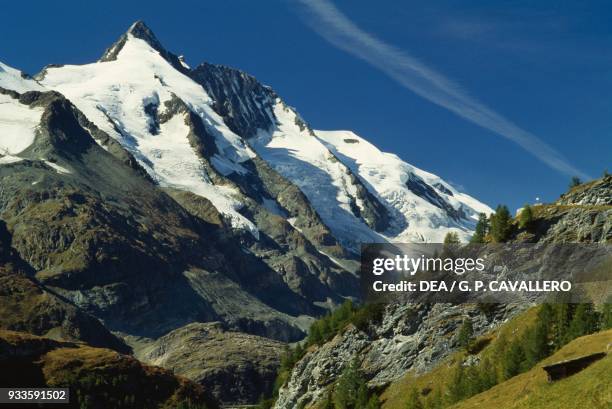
0, 21, 513, 406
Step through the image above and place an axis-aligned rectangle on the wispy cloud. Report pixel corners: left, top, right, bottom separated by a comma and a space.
436, 18, 503, 42
294, 0, 589, 179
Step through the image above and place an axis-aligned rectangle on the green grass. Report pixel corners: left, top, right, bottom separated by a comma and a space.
380, 307, 540, 409
379, 307, 612, 409
451, 330, 612, 409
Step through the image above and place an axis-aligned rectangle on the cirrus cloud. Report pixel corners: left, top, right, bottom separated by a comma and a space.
294, 0, 589, 180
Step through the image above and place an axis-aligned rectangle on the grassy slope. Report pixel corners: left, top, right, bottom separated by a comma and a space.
380, 307, 540, 409
451, 329, 612, 409
379, 308, 611, 409
0, 329, 218, 409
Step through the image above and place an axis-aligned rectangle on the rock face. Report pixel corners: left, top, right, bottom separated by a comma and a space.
514, 177, 612, 244
0, 214, 130, 353
191, 61, 491, 248
137, 322, 285, 405
100, 20, 190, 75
274, 304, 518, 408
534, 207, 611, 243
274, 177, 612, 408
0, 53, 350, 405
1, 44, 350, 405
532, 176, 612, 243
190, 63, 278, 140
558, 176, 612, 206
0, 21, 491, 405
278, 326, 371, 409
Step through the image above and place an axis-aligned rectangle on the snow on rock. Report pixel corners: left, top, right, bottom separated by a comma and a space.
0, 155, 24, 165
178, 55, 190, 70
0, 62, 45, 93
249, 98, 492, 246
0, 93, 44, 156
192, 60, 493, 246
40, 34, 258, 235
30, 23, 492, 245
315, 130, 493, 243
251, 101, 385, 248
43, 160, 71, 175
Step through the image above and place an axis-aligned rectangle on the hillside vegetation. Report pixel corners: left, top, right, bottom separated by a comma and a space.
381, 306, 611, 409
451, 329, 611, 409
258, 300, 386, 408
380, 307, 540, 409
0, 330, 218, 409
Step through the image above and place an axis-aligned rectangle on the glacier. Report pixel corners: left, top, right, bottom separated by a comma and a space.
1, 21, 493, 250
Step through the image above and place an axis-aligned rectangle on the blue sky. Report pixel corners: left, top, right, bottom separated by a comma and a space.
2, 0, 610, 210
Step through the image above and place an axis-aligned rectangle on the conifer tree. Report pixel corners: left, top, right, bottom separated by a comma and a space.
446, 364, 465, 403
405, 387, 423, 409
365, 394, 381, 409
477, 358, 498, 391
470, 213, 489, 243
333, 359, 367, 409
523, 304, 552, 366
569, 176, 582, 188
443, 231, 461, 245
489, 205, 512, 242
321, 390, 334, 409
356, 383, 369, 408
294, 343, 305, 361
425, 388, 443, 409
502, 342, 526, 379
566, 303, 599, 341
601, 298, 612, 330
320, 318, 331, 341
308, 322, 323, 345
523, 323, 548, 368
457, 318, 474, 349
518, 204, 534, 230
442, 231, 461, 258
464, 365, 483, 397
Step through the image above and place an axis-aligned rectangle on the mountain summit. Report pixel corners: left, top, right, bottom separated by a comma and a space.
100, 20, 189, 73
125, 20, 165, 50
0, 21, 493, 404
38, 20, 492, 249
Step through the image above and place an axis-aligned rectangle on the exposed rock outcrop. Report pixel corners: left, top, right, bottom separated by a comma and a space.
137, 322, 285, 405
274, 176, 612, 408
558, 176, 612, 206
274, 304, 517, 408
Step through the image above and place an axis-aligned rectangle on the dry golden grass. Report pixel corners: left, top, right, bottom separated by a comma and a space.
0, 329, 215, 408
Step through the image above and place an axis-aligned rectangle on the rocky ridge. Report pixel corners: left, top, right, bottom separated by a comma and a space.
518, 176, 612, 244
137, 322, 285, 405
273, 177, 611, 408
1, 21, 492, 405
274, 303, 519, 408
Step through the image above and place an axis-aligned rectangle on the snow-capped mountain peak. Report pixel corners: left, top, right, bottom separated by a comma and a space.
100, 20, 189, 75
124, 20, 166, 52
40, 25, 260, 236
33, 21, 491, 248
0, 61, 45, 93
190, 59, 493, 246
315, 130, 493, 243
